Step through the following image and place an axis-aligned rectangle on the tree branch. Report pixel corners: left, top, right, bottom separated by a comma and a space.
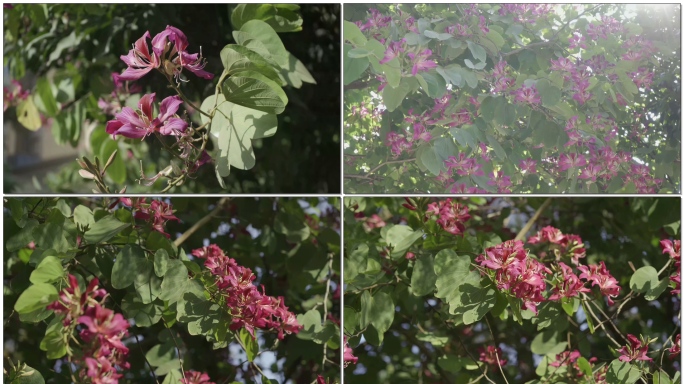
174, 197, 231, 247
514, 198, 553, 241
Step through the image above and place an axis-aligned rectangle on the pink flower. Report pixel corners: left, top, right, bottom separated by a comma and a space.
425, 199, 471, 236
578, 262, 621, 305
661, 239, 680, 295
344, 337, 358, 367
549, 350, 581, 368
569, 32, 586, 49
78, 304, 130, 339
548, 262, 590, 301
412, 123, 432, 143
379, 40, 404, 64
512, 85, 541, 104
479, 345, 506, 366
317, 376, 327, 384
487, 170, 512, 193
105, 93, 188, 139
618, 334, 653, 362
118, 31, 160, 81
3, 80, 30, 112
550, 57, 575, 72
558, 153, 587, 172
519, 158, 537, 174
121, 198, 180, 238
365, 214, 386, 229
669, 334, 680, 358
181, 370, 215, 384
405, 252, 416, 261
407, 49, 438, 76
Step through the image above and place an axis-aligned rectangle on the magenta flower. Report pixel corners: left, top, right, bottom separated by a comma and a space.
512, 85, 541, 104
479, 345, 506, 366
669, 334, 680, 357
181, 370, 216, 384
407, 49, 438, 76
558, 153, 587, 172
578, 163, 602, 182
618, 334, 653, 362
549, 350, 581, 368
578, 261, 621, 305
478, 15, 489, 34
425, 199, 471, 236
119, 31, 160, 81
548, 262, 590, 301
412, 123, 432, 143
487, 170, 512, 192
569, 32, 586, 50
550, 57, 575, 72
106, 93, 188, 139
344, 337, 359, 367
379, 40, 404, 64
519, 158, 537, 174
120, 198, 180, 238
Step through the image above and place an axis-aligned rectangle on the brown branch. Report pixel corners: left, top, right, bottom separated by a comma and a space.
514, 198, 553, 241
173, 197, 231, 247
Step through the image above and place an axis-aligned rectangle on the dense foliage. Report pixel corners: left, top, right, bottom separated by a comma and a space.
4, 4, 340, 193
343, 4, 680, 193
4, 197, 341, 383
344, 197, 680, 383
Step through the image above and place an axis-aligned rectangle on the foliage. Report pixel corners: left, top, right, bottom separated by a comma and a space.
4, 4, 340, 193
344, 196, 680, 383
343, 4, 680, 193
4, 196, 341, 383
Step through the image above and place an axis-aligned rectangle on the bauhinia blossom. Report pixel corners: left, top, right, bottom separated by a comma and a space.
120, 197, 180, 238
106, 93, 188, 139
617, 334, 653, 362
577, 261, 621, 305
181, 370, 216, 384
191, 245, 302, 339
344, 336, 358, 367
407, 49, 437, 76
425, 198, 471, 236
479, 345, 506, 366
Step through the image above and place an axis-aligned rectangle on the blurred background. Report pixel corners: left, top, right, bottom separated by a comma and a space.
3, 4, 341, 193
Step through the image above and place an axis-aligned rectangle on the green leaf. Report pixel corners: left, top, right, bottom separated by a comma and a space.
36, 77, 58, 117
39, 316, 67, 359
145, 343, 176, 367
343, 306, 358, 334
274, 212, 310, 242
486, 30, 505, 49
201, 94, 278, 177
120, 294, 163, 327
17, 97, 42, 131
111, 245, 149, 289
161, 370, 183, 384
433, 249, 474, 312
530, 329, 561, 355
417, 72, 447, 98
424, 30, 453, 41
464, 58, 486, 70
466, 41, 487, 63
654, 371, 672, 384
159, 260, 204, 304
73, 205, 95, 230
29, 256, 63, 284
32, 212, 70, 253
222, 74, 287, 115
135, 262, 162, 304
420, 144, 444, 176
416, 331, 449, 347
15, 283, 58, 314
606, 360, 642, 384
360, 291, 394, 341
176, 292, 229, 341
486, 134, 507, 160
438, 355, 463, 373
239, 20, 289, 67
411, 255, 437, 296
384, 225, 423, 258
577, 357, 593, 377
536, 79, 562, 107
382, 77, 412, 112
220, 44, 282, 84
629, 266, 659, 294
343, 20, 368, 46
277, 50, 317, 88
343, 44, 369, 85
6, 362, 45, 384
231, 4, 303, 33
84, 216, 130, 244
454, 282, 497, 324
297, 309, 323, 340
154, 249, 170, 277
238, 328, 259, 361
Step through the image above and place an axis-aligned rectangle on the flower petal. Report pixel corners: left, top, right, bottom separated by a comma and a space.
158, 95, 183, 122
138, 93, 156, 121
159, 117, 188, 135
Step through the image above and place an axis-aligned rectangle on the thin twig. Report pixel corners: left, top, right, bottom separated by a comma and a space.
321, 253, 335, 369
514, 198, 553, 241
162, 319, 185, 381
174, 197, 231, 247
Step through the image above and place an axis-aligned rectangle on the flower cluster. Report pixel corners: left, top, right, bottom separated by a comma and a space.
3, 80, 30, 112
511, 84, 541, 105
661, 239, 680, 295
378, 40, 405, 65
106, 92, 187, 139
47, 275, 130, 384
181, 370, 215, 384
344, 336, 358, 367
479, 345, 507, 367
491, 61, 515, 94
425, 198, 471, 236
476, 240, 550, 314
617, 334, 653, 362
191, 245, 302, 339
586, 15, 625, 40
527, 225, 587, 265
577, 262, 621, 305
121, 197, 180, 238
498, 4, 554, 24
119, 26, 213, 83
356, 8, 392, 33
407, 48, 437, 76
98, 72, 142, 116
